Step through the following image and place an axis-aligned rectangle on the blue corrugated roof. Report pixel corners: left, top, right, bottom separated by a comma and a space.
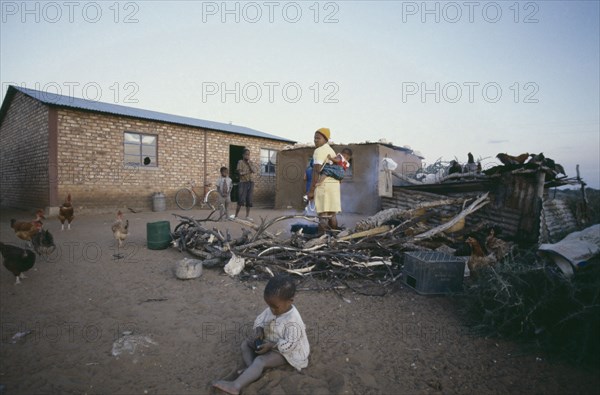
7, 85, 294, 142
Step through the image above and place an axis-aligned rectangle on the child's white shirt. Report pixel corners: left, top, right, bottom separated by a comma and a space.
216, 176, 232, 194
253, 305, 310, 370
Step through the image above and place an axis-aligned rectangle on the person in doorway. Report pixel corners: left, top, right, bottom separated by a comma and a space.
234, 148, 258, 221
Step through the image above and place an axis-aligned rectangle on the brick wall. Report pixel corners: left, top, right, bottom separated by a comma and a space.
0, 92, 50, 209
55, 108, 288, 212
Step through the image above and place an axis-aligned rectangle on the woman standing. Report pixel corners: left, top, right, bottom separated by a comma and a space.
307, 127, 341, 234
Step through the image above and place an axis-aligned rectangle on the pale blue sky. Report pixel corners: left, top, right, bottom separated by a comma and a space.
1, 1, 598, 188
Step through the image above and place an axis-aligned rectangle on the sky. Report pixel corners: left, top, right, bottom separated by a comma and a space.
1, 0, 599, 188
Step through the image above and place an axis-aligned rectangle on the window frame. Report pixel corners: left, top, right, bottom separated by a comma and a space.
259, 148, 277, 176
123, 131, 158, 167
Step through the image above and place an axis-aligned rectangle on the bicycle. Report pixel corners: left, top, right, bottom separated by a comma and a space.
175, 180, 223, 212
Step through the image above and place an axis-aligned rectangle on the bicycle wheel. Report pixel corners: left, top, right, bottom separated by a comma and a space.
175, 188, 196, 210
204, 189, 221, 211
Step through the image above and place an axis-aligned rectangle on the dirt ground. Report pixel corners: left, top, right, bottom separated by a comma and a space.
1, 207, 599, 395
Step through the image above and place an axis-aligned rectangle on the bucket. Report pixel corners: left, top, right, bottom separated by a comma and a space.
147, 221, 171, 250
152, 192, 166, 212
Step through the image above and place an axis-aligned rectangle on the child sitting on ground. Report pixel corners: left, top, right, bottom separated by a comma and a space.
213, 275, 310, 395
320, 147, 353, 181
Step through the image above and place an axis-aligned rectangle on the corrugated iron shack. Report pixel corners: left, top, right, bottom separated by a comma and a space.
382, 169, 580, 245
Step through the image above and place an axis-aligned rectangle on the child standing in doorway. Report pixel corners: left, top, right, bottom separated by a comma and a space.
212, 275, 310, 394
216, 166, 233, 220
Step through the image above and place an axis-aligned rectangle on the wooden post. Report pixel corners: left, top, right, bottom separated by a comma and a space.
532, 170, 546, 244
576, 164, 589, 226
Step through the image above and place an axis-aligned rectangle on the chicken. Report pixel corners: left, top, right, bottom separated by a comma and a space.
0, 242, 36, 285
465, 236, 496, 278
31, 229, 56, 257
448, 160, 462, 175
10, 209, 45, 237
464, 152, 478, 172
111, 210, 129, 248
527, 152, 545, 165
485, 228, 513, 262
12, 220, 43, 243
496, 152, 530, 165
58, 193, 74, 230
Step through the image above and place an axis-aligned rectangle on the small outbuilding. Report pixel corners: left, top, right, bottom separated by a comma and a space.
275, 142, 424, 214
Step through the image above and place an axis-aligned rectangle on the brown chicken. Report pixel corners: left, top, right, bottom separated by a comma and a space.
485, 228, 513, 262
111, 210, 129, 248
59, 193, 74, 230
0, 242, 36, 285
11, 209, 45, 242
465, 236, 496, 278
496, 152, 530, 165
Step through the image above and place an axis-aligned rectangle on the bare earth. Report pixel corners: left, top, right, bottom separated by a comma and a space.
0, 207, 598, 395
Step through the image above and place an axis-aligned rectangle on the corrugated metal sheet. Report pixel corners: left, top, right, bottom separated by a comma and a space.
7, 85, 294, 142
381, 188, 445, 211
382, 173, 545, 243
366, 169, 581, 245
541, 197, 578, 243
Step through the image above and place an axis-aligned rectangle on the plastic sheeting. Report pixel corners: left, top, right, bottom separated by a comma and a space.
538, 224, 600, 277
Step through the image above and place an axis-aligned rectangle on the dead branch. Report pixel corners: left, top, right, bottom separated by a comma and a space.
413, 192, 490, 241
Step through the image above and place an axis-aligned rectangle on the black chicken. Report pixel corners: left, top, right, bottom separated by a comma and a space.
448, 160, 462, 175
0, 242, 36, 285
32, 229, 56, 257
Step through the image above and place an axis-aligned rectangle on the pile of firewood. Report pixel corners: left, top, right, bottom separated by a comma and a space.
170, 193, 490, 294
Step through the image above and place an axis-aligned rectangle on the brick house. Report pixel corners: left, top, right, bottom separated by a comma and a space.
0, 85, 294, 213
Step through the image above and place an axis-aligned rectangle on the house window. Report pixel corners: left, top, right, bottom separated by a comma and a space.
124, 132, 157, 167
260, 148, 277, 175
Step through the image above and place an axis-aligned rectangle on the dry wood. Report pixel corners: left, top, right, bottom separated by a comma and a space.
170, 195, 490, 295
413, 192, 490, 241
338, 225, 391, 241
354, 197, 466, 232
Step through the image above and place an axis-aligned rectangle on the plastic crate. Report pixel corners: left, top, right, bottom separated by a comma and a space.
402, 251, 465, 295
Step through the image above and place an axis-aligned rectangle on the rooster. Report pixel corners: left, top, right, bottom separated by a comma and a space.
32, 229, 56, 257
496, 152, 530, 166
10, 209, 45, 239
0, 242, 36, 285
58, 193, 74, 230
111, 210, 129, 248
465, 236, 496, 278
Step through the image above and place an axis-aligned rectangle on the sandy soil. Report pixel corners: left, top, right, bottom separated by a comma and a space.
1, 207, 599, 395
